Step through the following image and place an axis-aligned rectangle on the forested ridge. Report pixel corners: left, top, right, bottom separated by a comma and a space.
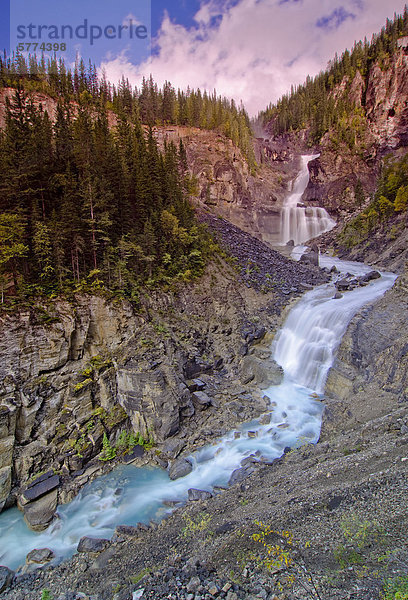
258, 8, 408, 146
0, 54, 259, 305
0, 81, 217, 305
0, 54, 255, 167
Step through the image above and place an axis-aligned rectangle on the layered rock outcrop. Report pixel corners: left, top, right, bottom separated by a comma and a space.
324, 264, 408, 432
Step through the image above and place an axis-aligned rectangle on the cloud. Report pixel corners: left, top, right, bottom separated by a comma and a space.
122, 13, 142, 27
100, 0, 407, 116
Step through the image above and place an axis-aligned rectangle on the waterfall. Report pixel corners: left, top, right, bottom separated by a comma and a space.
273, 260, 396, 393
0, 158, 396, 571
279, 155, 336, 245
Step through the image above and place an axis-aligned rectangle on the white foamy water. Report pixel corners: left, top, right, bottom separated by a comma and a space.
278, 155, 336, 246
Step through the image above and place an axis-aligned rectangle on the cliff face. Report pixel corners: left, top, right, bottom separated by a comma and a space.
154, 126, 298, 247
324, 265, 408, 433
305, 49, 408, 213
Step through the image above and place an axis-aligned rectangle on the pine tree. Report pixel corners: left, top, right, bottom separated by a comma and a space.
0, 213, 28, 292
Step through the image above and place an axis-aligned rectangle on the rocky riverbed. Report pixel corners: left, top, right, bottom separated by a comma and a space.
199, 212, 328, 304
2, 380, 407, 600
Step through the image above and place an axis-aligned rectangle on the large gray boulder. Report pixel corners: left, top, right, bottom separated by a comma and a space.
187, 488, 213, 501
228, 465, 255, 486
23, 488, 59, 532
0, 566, 14, 593
240, 356, 284, 388
169, 458, 193, 480
300, 250, 319, 267
336, 278, 351, 291
77, 537, 110, 553
360, 270, 381, 283
26, 547, 55, 564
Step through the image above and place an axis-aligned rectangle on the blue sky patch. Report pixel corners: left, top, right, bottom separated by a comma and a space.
5, 0, 151, 70
316, 7, 356, 30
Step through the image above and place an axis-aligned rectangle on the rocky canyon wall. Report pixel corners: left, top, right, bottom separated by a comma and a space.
0, 260, 290, 527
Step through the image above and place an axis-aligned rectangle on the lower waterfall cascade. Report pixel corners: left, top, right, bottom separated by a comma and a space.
0, 157, 397, 571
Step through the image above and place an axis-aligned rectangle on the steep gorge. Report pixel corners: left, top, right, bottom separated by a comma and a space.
0, 240, 327, 530
1, 34, 408, 599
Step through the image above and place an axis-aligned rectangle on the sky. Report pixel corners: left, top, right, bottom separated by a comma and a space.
1, 0, 407, 115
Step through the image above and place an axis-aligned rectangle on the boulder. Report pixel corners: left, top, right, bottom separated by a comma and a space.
23, 488, 58, 532
77, 536, 110, 553
240, 356, 283, 388
169, 457, 193, 480
0, 566, 14, 593
192, 391, 212, 410
300, 250, 319, 267
259, 413, 271, 425
21, 474, 60, 504
187, 488, 213, 501
360, 270, 381, 283
333, 291, 343, 299
228, 466, 255, 486
26, 547, 55, 564
241, 455, 259, 467
336, 278, 351, 291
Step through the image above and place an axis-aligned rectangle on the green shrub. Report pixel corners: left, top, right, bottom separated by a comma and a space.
99, 433, 116, 461
382, 576, 408, 600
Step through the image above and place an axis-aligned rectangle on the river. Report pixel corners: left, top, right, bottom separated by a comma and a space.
0, 157, 396, 571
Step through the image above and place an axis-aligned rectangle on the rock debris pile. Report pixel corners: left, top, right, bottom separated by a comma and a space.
200, 213, 329, 305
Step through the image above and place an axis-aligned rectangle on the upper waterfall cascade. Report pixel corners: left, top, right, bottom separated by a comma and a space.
279, 155, 336, 246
